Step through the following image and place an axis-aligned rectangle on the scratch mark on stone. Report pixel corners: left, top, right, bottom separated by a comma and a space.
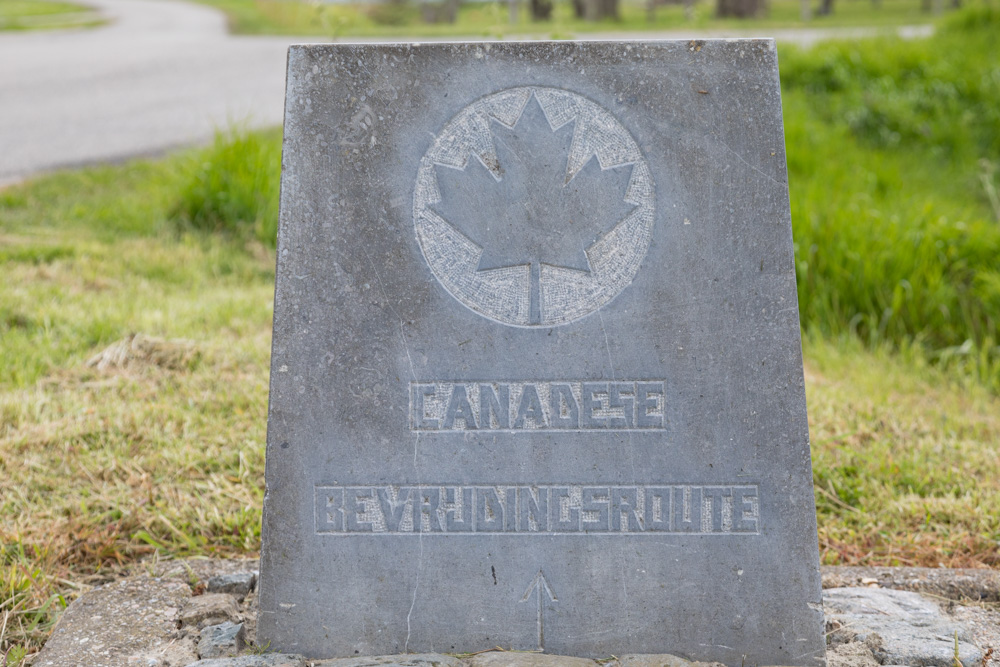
398, 319, 416, 381
405, 531, 423, 651
562, 627, 618, 641
716, 138, 782, 188
599, 311, 637, 483
362, 246, 416, 382
598, 311, 617, 382
620, 544, 630, 637
792, 646, 826, 661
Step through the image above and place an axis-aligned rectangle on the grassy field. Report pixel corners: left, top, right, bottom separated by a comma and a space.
0, 0, 103, 31
198, 0, 937, 39
0, 143, 279, 661
780, 9, 1000, 391
2, 7, 1000, 664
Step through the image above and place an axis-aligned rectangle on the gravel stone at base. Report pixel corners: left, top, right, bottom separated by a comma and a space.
186, 655, 306, 667
198, 622, 246, 658
617, 655, 726, 667
823, 636, 880, 667
30, 561, 1000, 667
952, 604, 1000, 665
311, 655, 464, 667
180, 593, 241, 629
824, 587, 983, 666
127, 637, 200, 666
32, 577, 190, 667
469, 653, 597, 667
207, 573, 257, 602
822, 566, 1000, 602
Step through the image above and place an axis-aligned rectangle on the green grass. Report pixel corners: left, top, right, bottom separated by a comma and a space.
0, 132, 277, 389
782, 7, 1000, 391
0, 0, 103, 31
170, 128, 282, 245
2, 7, 1000, 662
0, 145, 276, 659
196, 0, 937, 39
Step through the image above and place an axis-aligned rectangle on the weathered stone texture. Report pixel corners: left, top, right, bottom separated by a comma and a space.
469, 654, 596, 667
260, 39, 824, 664
33, 577, 189, 667
186, 656, 305, 667
33, 561, 1000, 667
617, 656, 725, 667
128, 637, 201, 667
180, 593, 241, 629
824, 587, 984, 666
198, 621, 247, 658
207, 572, 257, 601
313, 654, 465, 667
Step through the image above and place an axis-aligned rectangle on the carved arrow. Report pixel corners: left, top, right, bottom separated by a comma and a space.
520, 570, 557, 651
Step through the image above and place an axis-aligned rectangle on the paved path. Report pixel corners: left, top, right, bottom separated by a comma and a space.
0, 0, 295, 184
0, 0, 933, 184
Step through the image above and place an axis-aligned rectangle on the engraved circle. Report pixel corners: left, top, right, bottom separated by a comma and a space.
413, 86, 655, 328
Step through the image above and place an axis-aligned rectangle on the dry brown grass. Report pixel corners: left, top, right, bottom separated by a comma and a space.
1, 161, 277, 659
805, 337, 1000, 569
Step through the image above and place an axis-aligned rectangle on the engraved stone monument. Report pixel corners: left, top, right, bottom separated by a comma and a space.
260, 41, 826, 665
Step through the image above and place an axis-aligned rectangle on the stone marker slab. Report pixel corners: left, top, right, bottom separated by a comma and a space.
260, 41, 825, 665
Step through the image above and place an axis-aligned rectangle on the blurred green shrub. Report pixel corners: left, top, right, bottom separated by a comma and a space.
367, 0, 418, 26
780, 7, 1000, 390
170, 128, 282, 246
780, 8, 1000, 157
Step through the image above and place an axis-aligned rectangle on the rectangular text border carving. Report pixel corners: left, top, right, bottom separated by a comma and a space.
315, 484, 761, 536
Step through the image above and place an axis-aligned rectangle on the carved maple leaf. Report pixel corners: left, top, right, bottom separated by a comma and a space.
432, 96, 636, 275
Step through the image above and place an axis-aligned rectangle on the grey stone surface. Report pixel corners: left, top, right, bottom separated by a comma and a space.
32, 577, 190, 667
180, 593, 241, 628
187, 656, 305, 667
469, 654, 596, 667
207, 572, 258, 601
260, 41, 824, 664
616, 656, 725, 667
127, 636, 201, 667
615, 657, 691, 667
313, 654, 464, 667
199, 622, 247, 658
824, 587, 984, 666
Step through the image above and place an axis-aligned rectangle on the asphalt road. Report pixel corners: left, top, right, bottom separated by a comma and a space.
0, 0, 295, 184
0, 0, 933, 184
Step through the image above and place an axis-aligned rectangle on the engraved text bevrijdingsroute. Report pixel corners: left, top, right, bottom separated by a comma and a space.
315, 484, 760, 535
411, 381, 666, 431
